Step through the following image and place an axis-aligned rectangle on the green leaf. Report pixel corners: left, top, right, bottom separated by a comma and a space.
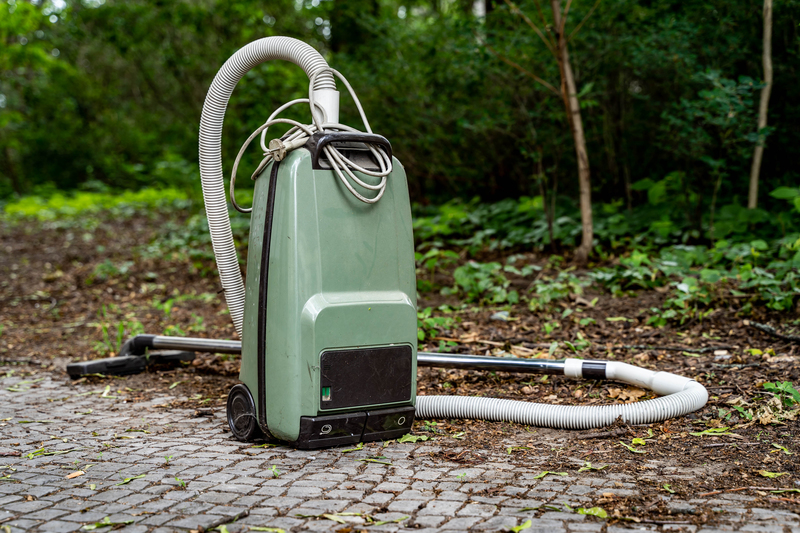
322, 514, 346, 524
619, 441, 646, 454
115, 474, 146, 486
356, 457, 392, 465
82, 516, 134, 530
578, 462, 608, 472
577, 507, 608, 519
771, 443, 792, 455
509, 519, 532, 532
340, 442, 364, 453
371, 515, 409, 526
758, 470, 787, 479
248, 528, 286, 533
689, 427, 733, 437
216, 526, 230, 533
397, 434, 429, 443
769, 187, 800, 200
631, 438, 646, 446
662, 484, 676, 494
532, 471, 568, 479
507, 446, 532, 455
605, 317, 631, 322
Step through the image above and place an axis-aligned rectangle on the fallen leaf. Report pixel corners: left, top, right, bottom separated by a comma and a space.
509, 519, 532, 532
82, 517, 134, 530
116, 474, 146, 486
619, 441, 646, 454
577, 507, 608, 519
397, 434, 429, 443
759, 470, 788, 479
690, 427, 733, 437
532, 471, 568, 479
66, 471, 85, 479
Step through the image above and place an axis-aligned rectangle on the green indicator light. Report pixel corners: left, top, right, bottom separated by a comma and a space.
322, 387, 331, 401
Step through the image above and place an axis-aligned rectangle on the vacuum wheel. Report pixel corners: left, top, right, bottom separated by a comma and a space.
226, 384, 261, 442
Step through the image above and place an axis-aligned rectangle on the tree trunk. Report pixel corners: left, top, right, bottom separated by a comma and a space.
3, 146, 22, 196
748, 0, 773, 209
550, 0, 593, 264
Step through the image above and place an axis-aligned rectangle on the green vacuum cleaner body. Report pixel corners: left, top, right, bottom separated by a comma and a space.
233, 133, 418, 448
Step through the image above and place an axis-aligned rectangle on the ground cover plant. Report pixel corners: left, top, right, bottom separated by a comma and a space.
1, 191, 799, 527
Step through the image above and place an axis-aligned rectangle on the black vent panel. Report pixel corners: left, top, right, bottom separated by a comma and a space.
320, 345, 412, 410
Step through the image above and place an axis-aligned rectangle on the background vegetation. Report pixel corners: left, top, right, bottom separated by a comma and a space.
2, 0, 799, 274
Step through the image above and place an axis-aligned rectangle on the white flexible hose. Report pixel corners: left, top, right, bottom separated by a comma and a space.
416, 359, 708, 428
199, 37, 335, 336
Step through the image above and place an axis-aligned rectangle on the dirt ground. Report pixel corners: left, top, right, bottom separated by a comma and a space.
1, 212, 799, 527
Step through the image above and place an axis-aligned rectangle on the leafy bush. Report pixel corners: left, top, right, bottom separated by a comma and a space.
3, 188, 191, 221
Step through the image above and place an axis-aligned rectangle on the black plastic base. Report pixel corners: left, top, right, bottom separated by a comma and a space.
295, 406, 415, 449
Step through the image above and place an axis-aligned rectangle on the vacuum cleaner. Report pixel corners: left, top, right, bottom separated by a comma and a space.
67, 37, 708, 449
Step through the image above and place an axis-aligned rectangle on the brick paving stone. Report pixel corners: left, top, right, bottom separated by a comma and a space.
418, 500, 463, 515
388, 499, 425, 513
24, 508, 70, 520
467, 505, 502, 519
31, 520, 83, 532
439, 516, 483, 529
2, 376, 797, 533
568, 522, 605, 532
3, 500, 52, 513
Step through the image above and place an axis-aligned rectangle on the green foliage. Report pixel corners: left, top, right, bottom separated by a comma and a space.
446, 261, 520, 304
417, 307, 456, 342
2, 188, 191, 222
92, 305, 144, 355
87, 260, 134, 285
529, 271, 589, 312
415, 247, 460, 292
763, 382, 800, 408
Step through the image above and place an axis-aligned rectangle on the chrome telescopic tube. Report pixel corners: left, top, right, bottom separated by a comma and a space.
418, 352, 565, 375
118, 335, 564, 375
151, 336, 242, 354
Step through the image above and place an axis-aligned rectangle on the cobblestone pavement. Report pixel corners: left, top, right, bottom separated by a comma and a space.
1, 372, 798, 533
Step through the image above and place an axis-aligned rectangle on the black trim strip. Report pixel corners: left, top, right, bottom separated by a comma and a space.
582, 361, 607, 380
305, 132, 392, 170
257, 161, 281, 431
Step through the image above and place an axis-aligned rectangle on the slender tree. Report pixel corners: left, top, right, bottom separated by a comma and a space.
748, 0, 773, 209
491, 0, 597, 263
550, 0, 593, 263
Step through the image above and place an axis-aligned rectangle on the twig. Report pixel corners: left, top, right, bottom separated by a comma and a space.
640, 520, 692, 525
698, 486, 794, 497
575, 428, 626, 440
701, 443, 759, 448
482, 43, 561, 96
567, 0, 602, 43
581, 450, 614, 457
623, 345, 734, 353
712, 363, 760, 369
745, 320, 800, 344
504, 0, 557, 55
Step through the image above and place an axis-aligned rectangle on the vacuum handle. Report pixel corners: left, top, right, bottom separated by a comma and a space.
305, 132, 392, 169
